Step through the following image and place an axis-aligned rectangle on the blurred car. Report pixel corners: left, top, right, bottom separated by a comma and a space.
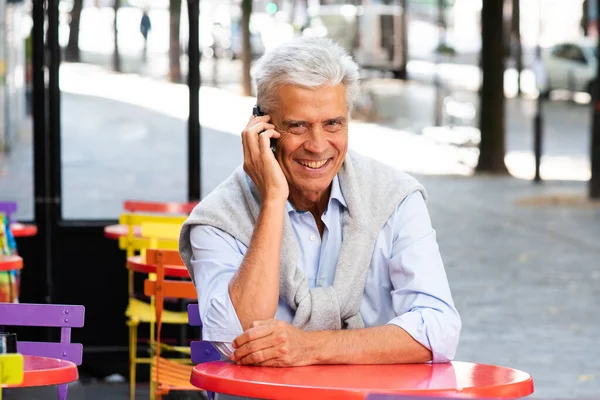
540, 39, 597, 96
303, 3, 406, 78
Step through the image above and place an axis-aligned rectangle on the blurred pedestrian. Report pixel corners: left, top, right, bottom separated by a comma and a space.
140, 9, 151, 61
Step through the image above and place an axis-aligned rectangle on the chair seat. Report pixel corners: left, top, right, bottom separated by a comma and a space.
126, 298, 188, 324
152, 357, 204, 395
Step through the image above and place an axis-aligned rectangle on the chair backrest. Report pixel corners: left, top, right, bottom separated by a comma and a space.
0, 303, 85, 365
143, 249, 195, 305
123, 200, 198, 215
140, 222, 182, 250
118, 213, 185, 255
0, 202, 17, 223
187, 303, 220, 364
145, 247, 184, 266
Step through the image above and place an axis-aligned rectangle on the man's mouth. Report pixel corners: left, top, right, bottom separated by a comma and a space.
297, 159, 329, 169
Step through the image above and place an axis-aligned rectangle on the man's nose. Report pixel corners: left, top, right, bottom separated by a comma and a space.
303, 127, 328, 154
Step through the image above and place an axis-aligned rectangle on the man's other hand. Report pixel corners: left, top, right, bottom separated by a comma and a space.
231, 319, 313, 367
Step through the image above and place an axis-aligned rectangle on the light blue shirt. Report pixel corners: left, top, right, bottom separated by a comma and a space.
190, 175, 461, 362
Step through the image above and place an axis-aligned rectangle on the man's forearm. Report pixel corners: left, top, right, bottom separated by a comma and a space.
306, 325, 432, 365
228, 199, 286, 330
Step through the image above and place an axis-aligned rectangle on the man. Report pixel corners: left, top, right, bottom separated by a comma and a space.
179, 37, 461, 368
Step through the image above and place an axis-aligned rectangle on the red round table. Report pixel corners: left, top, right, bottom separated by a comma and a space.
126, 255, 190, 278
190, 361, 534, 399
9, 223, 38, 238
104, 224, 141, 240
0, 255, 23, 271
4, 355, 78, 388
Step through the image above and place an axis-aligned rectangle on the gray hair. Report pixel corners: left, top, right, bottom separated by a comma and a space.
253, 36, 360, 114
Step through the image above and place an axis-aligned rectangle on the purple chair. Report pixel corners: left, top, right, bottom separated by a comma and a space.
0, 303, 85, 400
187, 303, 221, 400
0, 201, 18, 223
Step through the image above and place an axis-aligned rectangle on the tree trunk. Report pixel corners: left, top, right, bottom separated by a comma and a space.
396, 0, 408, 80
65, 0, 83, 62
288, 0, 297, 25
169, 0, 182, 83
476, 0, 508, 174
582, 0, 589, 36
241, 0, 253, 97
511, 0, 522, 96
433, 0, 445, 126
113, 0, 121, 72
437, 0, 445, 45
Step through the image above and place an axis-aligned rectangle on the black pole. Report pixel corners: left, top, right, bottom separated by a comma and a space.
533, 14, 543, 184
48, 0, 62, 222
32, 0, 47, 209
590, 0, 600, 198
46, 0, 61, 303
31, 0, 53, 305
188, 0, 201, 201
534, 98, 543, 183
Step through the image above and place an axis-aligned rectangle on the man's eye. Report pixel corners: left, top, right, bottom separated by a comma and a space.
326, 121, 343, 131
288, 123, 307, 133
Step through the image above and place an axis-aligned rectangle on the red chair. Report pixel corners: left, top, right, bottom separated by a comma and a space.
123, 200, 198, 215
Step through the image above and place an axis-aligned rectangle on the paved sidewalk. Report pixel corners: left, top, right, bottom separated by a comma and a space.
1, 64, 599, 398
423, 175, 600, 398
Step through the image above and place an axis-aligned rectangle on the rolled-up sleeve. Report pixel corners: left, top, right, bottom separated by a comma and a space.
189, 225, 244, 347
386, 192, 461, 363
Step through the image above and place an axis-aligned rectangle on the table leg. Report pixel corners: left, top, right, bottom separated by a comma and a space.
58, 383, 68, 400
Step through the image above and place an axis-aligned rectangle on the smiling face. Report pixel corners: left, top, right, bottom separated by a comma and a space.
271, 83, 349, 211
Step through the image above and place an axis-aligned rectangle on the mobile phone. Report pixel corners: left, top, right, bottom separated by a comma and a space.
252, 105, 277, 154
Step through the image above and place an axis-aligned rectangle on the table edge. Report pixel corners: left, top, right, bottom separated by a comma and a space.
4, 358, 79, 388
190, 362, 535, 399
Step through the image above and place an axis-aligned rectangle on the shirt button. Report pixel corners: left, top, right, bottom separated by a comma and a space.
309, 235, 316, 241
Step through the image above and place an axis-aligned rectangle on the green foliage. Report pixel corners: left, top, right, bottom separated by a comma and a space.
435, 43, 456, 56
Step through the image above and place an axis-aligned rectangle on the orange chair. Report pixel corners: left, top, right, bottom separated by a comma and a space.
143, 249, 206, 399
119, 215, 186, 400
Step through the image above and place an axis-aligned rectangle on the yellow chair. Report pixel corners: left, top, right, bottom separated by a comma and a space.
119, 213, 186, 400
0, 353, 24, 400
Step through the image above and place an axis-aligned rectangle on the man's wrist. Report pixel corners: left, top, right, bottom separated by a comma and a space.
304, 330, 331, 365
261, 195, 287, 211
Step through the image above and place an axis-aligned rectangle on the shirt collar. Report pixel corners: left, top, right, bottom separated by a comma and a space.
285, 175, 347, 214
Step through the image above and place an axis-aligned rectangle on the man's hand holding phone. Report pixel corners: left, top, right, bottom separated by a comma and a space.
242, 110, 288, 203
